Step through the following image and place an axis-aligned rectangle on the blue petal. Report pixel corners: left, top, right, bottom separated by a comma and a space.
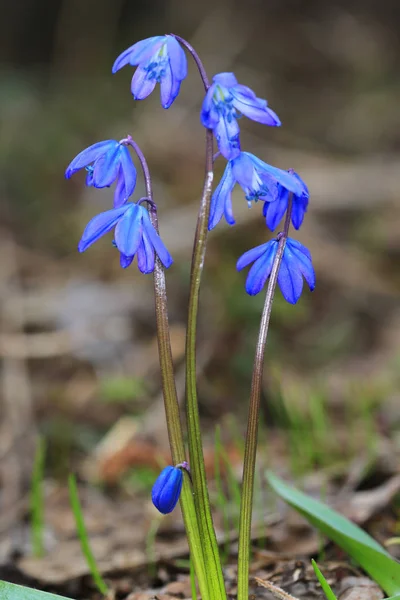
114, 168, 126, 209
224, 189, 235, 225
231, 88, 281, 126
213, 73, 238, 87
200, 85, 220, 129
92, 143, 121, 188
237, 241, 271, 271
214, 116, 241, 161
209, 162, 236, 230
286, 239, 315, 290
119, 146, 137, 199
291, 171, 309, 198
160, 61, 174, 109
231, 152, 258, 191
152, 466, 183, 514
263, 186, 290, 231
65, 140, 115, 179
131, 68, 157, 100
168, 76, 182, 109
166, 35, 187, 81
286, 238, 312, 261
112, 36, 165, 73
114, 204, 143, 257
120, 253, 134, 269
78, 205, 130, 253
277, 248, 304, 304
290, 250, 315, 291
141, 208, 173, 269
136, 230, 155, 274
291, 195, 308, 229
245, 241, 278, 296
245, 153, 306, 197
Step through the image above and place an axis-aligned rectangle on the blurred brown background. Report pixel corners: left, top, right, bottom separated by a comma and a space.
0, 0, 400, 594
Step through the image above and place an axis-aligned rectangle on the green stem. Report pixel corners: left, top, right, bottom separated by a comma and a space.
173, 33, 227, 599
237, 196, 293, 600
185, 129, 227, 600
126, 138, 210, 600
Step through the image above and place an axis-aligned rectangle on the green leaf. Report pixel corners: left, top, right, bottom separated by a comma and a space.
267, 472, 400, 596
68, 474, 108, 595
311, 560, 338, 600
0, 580, 74, 600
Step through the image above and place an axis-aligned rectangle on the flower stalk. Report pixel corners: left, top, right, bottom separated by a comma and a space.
126, 137, 210, 600
237, 195, 293, 600
173, 36, 227, 600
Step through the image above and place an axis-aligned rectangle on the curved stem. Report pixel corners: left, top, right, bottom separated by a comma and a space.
171, 34, 210, 90
237, 196, 293, 600
126, 137, 210, 600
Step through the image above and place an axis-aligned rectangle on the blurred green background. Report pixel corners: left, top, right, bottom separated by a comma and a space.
1, 0, 400, 549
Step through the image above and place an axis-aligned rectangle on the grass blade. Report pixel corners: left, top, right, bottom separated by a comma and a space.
0, 580, 74, 600
311, 560, 338, 600
267, 472, 400, 596
30, 437, 46, 558
68, 474, 108, 595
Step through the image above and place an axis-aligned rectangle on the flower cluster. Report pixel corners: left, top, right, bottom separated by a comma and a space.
197, 57, 315, 303
65, 138, 173, 272
66, 32, 315, 304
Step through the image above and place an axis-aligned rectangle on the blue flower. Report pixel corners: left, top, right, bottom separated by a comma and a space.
112, 35, 187, 109
237, 237, 315, 303
78, 202, 173, 272
152, 466, 183, 514
263, 170, 309, 231
209, 152, 308, 230
201, 73, 281, 160
65, 140, 137, 208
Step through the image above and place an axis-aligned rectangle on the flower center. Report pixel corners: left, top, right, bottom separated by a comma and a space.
145, 44, 168, 82
213, 84, 236, 121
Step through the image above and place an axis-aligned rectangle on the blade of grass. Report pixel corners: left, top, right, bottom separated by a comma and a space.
68, 474, 108, 595
311, 560, 338, 600
145, 518, 161, 581
267, 472, 400, 596
0, 580, 74, 600
31, 437, 46, 557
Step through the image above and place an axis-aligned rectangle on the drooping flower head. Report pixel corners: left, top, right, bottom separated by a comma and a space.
209, 152, 308, 230
152, 466, 183, 514
65, 140, 137, 208
112, 35, 187, 109
263, 170, 309, 231
237, 237, 315, 303
78, 202, 173, 273
201, 73, 281, 160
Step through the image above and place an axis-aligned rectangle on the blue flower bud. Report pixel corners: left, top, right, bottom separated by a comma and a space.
151, 466, 183, 514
